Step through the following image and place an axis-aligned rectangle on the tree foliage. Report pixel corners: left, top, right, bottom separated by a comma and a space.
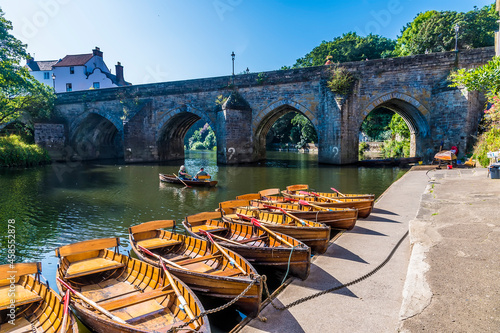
361, 108, 394, 141
293, 32, 396, 68
449, 56, 500, 95
381, 114, 410, 158
0, 8, 54, 131
394, 5, 499, 56
449, 55, 500, 165
267, 112, 317, 148
185, 122, 216, 150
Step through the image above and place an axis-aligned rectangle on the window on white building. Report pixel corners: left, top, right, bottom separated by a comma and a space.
44, 72, 50, 79
93, 82, 100, 89
66, 83, 72, 92
70, 67, 74, 74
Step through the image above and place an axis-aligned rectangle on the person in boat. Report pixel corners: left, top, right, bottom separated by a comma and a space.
194, 167, 210, 180
178, 165, 191, 180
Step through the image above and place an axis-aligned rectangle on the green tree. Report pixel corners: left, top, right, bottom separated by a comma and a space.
361, 109, 394, 141
381, 114, 410, 158
449, 56, 500, 166
0, 7, 54, 132
292, 32, 396, 68
394, 5, 499, 56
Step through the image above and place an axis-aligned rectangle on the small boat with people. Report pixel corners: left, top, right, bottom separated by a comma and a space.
129, 219, 263, 318
218, 200, 331, 254
182, 211, 311, 280
0, 262, 79, 333
55, 237, 209, 333
159, 173, 218, 187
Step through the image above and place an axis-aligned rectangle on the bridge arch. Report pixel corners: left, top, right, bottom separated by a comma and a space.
70, 111, 124, 160
254, 99, 319, 160
359, 92, 430, 158
156, 105, 216, 161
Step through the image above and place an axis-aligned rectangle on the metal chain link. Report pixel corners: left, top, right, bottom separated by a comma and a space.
263, 230, 409, 311
167, 276, 259, 333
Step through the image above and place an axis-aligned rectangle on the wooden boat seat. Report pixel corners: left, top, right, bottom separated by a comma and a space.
0, 284, 42, 310
136, 238, 182, 250
191, 224, 227, 234
210, 268, 243, 277
65, 257, 125, 279
196, 175, 211, 180
0, 316, 32, 333
100, 287, 175, 312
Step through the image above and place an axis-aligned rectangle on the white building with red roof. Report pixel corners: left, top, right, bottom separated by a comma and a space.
26, 47, 131, 93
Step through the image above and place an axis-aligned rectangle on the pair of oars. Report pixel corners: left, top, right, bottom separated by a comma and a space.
199, 229, 247, 275
233, 213, 295, 248
59, 290, 70, 332
57, 277, 127, 324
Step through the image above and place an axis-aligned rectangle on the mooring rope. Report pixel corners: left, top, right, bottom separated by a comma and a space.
263, 230, 409, 311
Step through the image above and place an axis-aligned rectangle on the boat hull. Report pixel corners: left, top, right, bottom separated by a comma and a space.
159, 173, 218, 187
56, 242, 210, 333
181, 219, 311, 280
129, 231, 262, 318
250, 201, 358, 231
221, 215, 330, 254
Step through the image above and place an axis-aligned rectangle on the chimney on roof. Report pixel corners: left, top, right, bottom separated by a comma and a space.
26, 53, 34, 64
93, 47, 103, 57
115, 62, 126, 85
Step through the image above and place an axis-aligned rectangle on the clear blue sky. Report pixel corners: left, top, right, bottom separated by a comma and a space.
1, 0, 495, 84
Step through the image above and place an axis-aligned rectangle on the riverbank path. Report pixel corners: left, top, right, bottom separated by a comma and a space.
237, 168, 500, 332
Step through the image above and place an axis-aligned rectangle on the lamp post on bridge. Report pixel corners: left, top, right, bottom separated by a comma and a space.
231, 51, 235, 85
454, 23, 460, 52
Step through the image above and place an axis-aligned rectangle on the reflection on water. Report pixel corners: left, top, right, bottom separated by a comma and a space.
0, 151, 407, 332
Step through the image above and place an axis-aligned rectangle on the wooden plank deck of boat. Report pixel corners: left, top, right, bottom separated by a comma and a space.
238, 170, 430, 333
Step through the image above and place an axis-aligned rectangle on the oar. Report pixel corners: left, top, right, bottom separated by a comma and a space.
159, 260, 199, 328
199, 230, 247, 275
138, 245, 188, 270
205, 232, 249, 247
262, 204, 308, 226
59, 291, 70, 333
173, 173, 191, 188
57, 277, 127, 324
299, 191, 342, 203
250, 218, 294, 247
298, 199, 333, 211
330, 187, 346, 197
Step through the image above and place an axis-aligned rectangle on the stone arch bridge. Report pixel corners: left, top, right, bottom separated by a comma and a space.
38, 47, 494, 165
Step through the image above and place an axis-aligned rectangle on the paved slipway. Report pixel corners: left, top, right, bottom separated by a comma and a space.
237, 168, 500, 333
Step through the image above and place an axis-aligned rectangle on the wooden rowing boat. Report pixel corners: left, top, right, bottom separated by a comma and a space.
0, 262, 79, 333
249, 199, 358, 231
235, 192, 358, 231
286, 184, 375, 200
182, 212, 311, 280
55, 237, 209, 333
281, 186, 374, 218
218, 200, 330, 254
129, 220, 262, 318
159, 173, 218, 187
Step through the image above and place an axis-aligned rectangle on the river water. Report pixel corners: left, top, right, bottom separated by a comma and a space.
0, 151, 406, 331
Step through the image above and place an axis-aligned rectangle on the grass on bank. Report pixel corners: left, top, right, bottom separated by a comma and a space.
0, 135, 51, 167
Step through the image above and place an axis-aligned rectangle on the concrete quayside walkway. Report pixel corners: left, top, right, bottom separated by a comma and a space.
236, 168, 500, 333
